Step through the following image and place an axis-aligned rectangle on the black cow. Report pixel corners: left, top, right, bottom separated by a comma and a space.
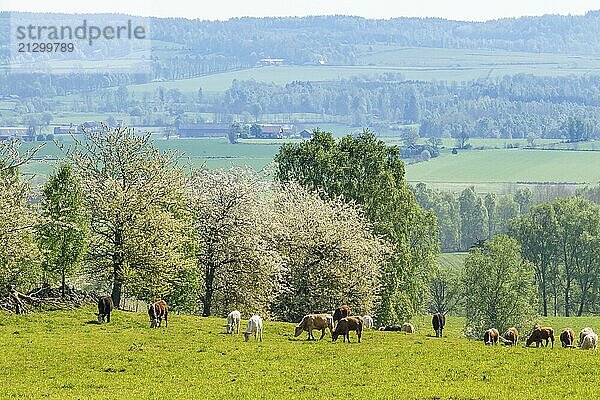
432, 313, 446, 337
96, 296, 114, 323
379, 324, 403, 331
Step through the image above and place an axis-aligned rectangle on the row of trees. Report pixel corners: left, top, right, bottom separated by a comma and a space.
412, 184, 534, 251
2, 128, 434, 324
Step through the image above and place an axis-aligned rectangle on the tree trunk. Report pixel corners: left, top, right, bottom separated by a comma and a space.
541, 284, 547, 317
564, 279, 571, 317
112, 279, 123, 309
61, 269, 66, 298
202, 266, 214, 317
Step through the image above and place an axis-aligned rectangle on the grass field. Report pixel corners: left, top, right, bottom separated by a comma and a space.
1, 308, 599, 399
405, 148, 600, 192
438, 252, 468, 270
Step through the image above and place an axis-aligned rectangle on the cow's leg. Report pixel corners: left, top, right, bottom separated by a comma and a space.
164, 311, 168, 328
107, 312, 110, 323
357, 329, 361, 343
319, 329, 325, 340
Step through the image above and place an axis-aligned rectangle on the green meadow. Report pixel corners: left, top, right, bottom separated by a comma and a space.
405, 148, 600, 191
0, 308, 598, 399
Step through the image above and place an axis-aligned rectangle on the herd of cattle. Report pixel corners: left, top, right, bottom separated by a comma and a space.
95, 296, 599, 350
483, 325, 598, 350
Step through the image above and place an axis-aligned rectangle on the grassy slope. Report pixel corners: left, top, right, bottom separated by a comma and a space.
0, 308, 599, 399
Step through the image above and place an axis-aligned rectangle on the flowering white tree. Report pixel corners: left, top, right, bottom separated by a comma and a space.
269, 182, 390, 322
188, 167, 279, 317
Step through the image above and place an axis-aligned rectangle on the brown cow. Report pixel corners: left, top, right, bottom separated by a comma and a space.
525, 326, 554, 348
503, 327, 519, 346
332, 316, 363, 343
484, 328, 499, 345
560, 327, 575, 348
332, 305, 351, 327
95, 295, 114, 324
148, 300, 168, 328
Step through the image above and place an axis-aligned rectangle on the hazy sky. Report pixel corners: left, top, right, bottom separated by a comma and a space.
3, 0, 599, 21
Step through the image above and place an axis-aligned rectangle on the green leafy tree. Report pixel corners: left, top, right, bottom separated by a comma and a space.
510, 203, 558, 316
514, 188, 533, 215
484, 193, 496, 239
463, 235, 536, 338
459, 187, 488, 250
275, 130, 439, 324
37, 164, 88, 296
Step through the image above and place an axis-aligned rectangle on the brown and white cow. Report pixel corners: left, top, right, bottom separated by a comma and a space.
525, 326, 554, 348
484, 328, 499, 345
332, 316, 363, 343
503, 327, 519, 346
432, 313, 445, 337
96, 295, 114, 324
148, 300, 168, 328
560, 327, 575, 348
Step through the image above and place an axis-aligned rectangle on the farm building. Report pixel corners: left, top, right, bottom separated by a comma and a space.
0, 127, 30, 140
299, 129, 313, 139
178, 123, 229, 138
256, 124, 283, 139
54, 125, 81, 135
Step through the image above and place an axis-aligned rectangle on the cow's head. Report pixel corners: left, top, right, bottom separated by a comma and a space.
95, 313, 103, 324
150, 318, 157, 328
243, 332, 251, 342
294, 326, 303, 337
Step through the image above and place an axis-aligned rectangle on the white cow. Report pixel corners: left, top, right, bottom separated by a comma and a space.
579, 327, 595, 348
226, 310, 241, 334
581, 332, 598, 350
363, 315, 374, 329
244, 315, 263, 342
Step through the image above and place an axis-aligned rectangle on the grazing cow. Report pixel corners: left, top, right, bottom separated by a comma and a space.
379, 324, 402, 331
484, 328, 500, 345
501, 327, 519, 346
294, 314, 334, 340
333, 305, 351, 327
244, 315, 263, 342
401, 323, 415, 333
148, 300, 168, 328
432, 313, 446, 337
560, 327, 575, 348
525, 326, 554, 348
226, 310, 241, 334
579, 328, 594, 348
580, 332, 598, 350
95, 295, 114, 324
363, 315, 374, 329
332, 316, 363, 343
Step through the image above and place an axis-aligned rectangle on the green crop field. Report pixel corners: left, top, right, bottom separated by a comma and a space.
405, 148, 600, 192
120, 46, 600, 96
0, 308, 599, 399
